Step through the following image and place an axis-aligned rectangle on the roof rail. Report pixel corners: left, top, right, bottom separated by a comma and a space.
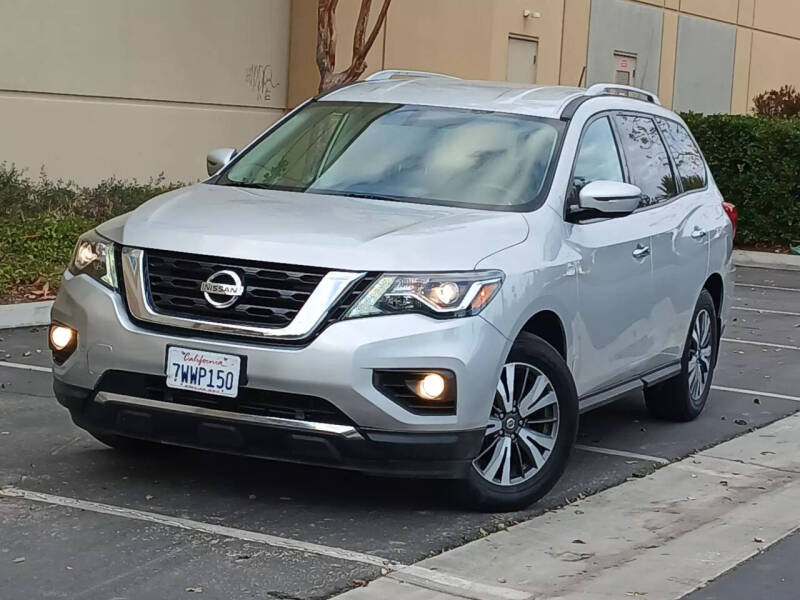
365, 69, 460, 82
584, 83, 661, 106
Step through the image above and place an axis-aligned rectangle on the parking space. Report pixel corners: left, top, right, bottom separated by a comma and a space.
1, 493, 379, 600
1, 266, 798, 599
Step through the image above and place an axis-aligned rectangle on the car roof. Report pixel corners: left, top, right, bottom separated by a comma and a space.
320, 77, 589, 119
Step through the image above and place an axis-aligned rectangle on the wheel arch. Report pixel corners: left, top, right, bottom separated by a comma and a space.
518, 310, 568, 362
703, 272, 724, 317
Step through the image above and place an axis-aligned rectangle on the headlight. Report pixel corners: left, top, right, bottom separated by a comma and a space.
346, 271, 503, 319
68, 230, 118, 289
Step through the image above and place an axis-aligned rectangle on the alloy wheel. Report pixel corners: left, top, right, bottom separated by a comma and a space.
688, 308, 713, 404
472, 362, 560, 487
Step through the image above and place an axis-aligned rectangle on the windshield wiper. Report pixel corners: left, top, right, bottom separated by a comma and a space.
216, 181, 409, 202
310, 189, 410, 203
216, 181, 304, 192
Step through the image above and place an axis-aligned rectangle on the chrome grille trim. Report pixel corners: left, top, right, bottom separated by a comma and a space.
121, 247, 365, 340
95, 391, 363, 439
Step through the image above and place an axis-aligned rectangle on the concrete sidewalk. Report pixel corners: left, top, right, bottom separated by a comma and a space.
336, 412, 800, 600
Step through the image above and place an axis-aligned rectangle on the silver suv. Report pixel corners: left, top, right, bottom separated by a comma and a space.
50, 72, 736, 510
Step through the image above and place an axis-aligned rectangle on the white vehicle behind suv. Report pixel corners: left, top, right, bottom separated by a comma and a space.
50, 73, 736, 511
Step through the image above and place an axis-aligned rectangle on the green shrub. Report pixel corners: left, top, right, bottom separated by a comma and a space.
681, 113, 800, 246
0, 213, 95, 295
0, 164, 181, 298
0, 164, 179, 221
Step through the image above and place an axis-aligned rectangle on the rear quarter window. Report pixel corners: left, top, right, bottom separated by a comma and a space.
656, 118, 708, 192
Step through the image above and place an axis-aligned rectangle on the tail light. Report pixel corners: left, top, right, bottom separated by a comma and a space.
722, 201, 737, 238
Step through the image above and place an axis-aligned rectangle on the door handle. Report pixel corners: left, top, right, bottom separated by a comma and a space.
632, 244, 650, 260
691, 227, 707, 240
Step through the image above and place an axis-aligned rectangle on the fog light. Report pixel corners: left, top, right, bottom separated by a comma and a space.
49, 325, 75, 351
416, 373, 447, 400
49, 324, 77, 365
373, 369, 456, 415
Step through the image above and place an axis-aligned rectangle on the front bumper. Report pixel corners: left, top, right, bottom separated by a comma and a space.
51, 273, 510, 473
54, 379, 484, 478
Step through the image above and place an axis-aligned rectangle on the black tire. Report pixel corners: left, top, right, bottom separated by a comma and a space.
645, 289, 718, 422
87, 430, 163, 454
460, 333, 579, 512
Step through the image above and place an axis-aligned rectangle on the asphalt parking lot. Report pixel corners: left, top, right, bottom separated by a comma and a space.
1, 265, 798, 600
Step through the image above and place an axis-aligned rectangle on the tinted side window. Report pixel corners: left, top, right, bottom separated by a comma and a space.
613, 114, 676, 207
570, 117, 624, 201
656, 118, 707, 192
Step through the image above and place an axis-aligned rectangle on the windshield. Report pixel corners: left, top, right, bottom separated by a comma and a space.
217, 101, 563, 210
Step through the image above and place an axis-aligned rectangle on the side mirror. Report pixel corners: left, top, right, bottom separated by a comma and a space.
206, 148, 237, 176
578, 180, 642, 215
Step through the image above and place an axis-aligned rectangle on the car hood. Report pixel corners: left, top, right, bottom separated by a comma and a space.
98, 184, 529, 271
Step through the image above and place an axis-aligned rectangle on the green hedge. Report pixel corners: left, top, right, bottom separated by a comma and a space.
681, 113, 800, 246
0, 165, 180, 298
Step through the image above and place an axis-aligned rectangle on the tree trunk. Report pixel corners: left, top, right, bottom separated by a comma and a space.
317, 0, 391, 93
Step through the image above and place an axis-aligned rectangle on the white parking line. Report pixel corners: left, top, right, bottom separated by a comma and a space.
0, 360, 53, 373
574, 444, 669, 465
0, 486, 529, 600
0, 486, 393, 566
721, 337, 800, 351
736, 282, 800, 293
711, 385, 800, 402
732, 306, 800, 317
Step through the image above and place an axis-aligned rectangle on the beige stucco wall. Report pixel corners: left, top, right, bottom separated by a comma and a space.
488, 1, 565, 84
287, 0, 800, 116
384, 0, 493, 79
633, 0, 800, 113
748, 31, 800, 109
679, 0, 738, 23
560, 0, 591, 86
753, 0, 800, 39
730, 27, 753, 114
657, 10, 679, 109
5, 0, 800, 186
0, 0, 290, 185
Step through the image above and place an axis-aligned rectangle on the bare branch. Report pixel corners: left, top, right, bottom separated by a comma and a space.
317, 0, 391, 92
352, 0, 372, 60
361, 0, 391, 62
316, 0, 340, 90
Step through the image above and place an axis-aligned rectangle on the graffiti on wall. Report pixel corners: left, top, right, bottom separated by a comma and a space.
245, 64, 279, 102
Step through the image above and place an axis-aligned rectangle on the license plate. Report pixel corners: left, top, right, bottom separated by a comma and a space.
165, 346, 242, 398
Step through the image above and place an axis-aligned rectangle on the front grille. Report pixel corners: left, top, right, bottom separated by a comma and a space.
96, 371, 355, 426
145, 249, 330, 328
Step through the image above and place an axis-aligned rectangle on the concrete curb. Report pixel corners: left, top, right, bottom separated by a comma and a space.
733, 249, 800, 271
336, 412, 800, 600
0, 300, 53, 329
